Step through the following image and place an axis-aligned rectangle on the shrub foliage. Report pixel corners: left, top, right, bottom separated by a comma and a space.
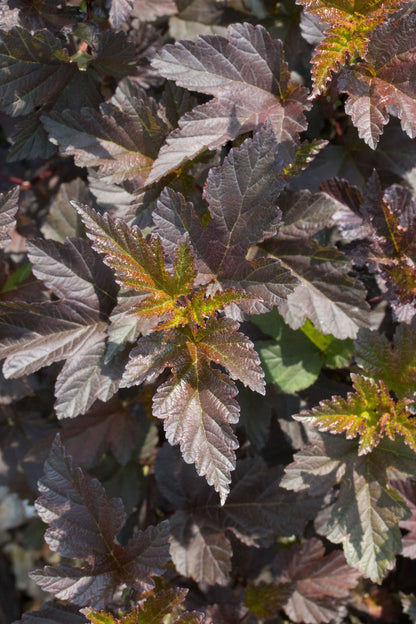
1, 1, 416, 623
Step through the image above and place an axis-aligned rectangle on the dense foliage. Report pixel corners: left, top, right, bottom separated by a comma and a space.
1, 0, 416, 622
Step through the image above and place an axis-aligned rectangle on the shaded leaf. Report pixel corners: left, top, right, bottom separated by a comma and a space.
261, 191, 370, 338
282, 435, 414, 581
31, 436, 170, 607
0, 187, 18, 249
272, 538, 360, 624
149, 23, 310, 182
355, 321, 416, 402
59, 394, 158, 468
391, 479, 416, 558
43, 83, 169, 185
156, 445, 321, 584
14, 602, 86, 624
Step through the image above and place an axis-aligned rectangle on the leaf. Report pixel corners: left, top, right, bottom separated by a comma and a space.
355, 321, 416, 402
74, 202, 203, 329
43, 82, 169, 185
0, 27, 79, 116
59, 394, 158, 468
294, 373, 416, 454
131, 0, 177, 21
122, 318, 264, 503
282, 435, 414, 581
255, 312, 324, 393
272, 538, 360, 624
260, 191, 370, 338
152, 126, 299, 313
109, 0, 135, 29
391, 479, 416, 558
245, 583, 293, 620
0, 187, 18, 249
297, 0, 408, 96
401, 593, 416, 623
14, 603, 87, 624
148, 22, 310, 182
82, 584, 203, 624
0, 238, 119, 419
30, 435, 170, 607
339, 12, 416, 149
155, 445, 321, 584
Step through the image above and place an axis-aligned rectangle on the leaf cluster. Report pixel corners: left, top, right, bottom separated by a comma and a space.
1, 1, 416, 624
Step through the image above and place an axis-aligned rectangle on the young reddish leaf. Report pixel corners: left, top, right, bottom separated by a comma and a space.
282, 435, 414, 581
152, 127, 299, 313
30, 436, 170, 607
294, 373, 416, 454
0, 187, 18, 249
148, 23, 310, 182
155, 445, 321, 584
339, 13, 416, 148
83, 585, 203, 624
355, 321, 416, 402
272, 538, 360, 624
74, 202, 198, 328
310, 15, 378, 97
297, 0, 408, 96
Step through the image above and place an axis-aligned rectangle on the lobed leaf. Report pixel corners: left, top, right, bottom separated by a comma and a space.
339, 12, 416, 148
43, 82, 168, 185
122, 318, 264, 503
31, 436, 170, 607
272, 538, 360, 624
148, 23, 310, 182
282, 435, 414, 581
355, 321, 416, 402
156, 445, 321, 584
0, 237, 119, 419
294, 373, 416, 454
261, 191, 370, 338
82, 585, 203, 624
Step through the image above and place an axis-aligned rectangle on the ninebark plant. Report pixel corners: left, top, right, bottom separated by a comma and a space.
1, 1, 416, 623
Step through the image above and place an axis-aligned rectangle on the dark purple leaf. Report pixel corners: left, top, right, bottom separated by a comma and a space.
31, 436, 170, 607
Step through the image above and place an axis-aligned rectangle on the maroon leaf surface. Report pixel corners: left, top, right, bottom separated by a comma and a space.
31, 436, 170, 607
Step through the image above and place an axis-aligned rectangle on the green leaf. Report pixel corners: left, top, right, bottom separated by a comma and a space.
253, 309, 353, 392
82, 584, 203, 624
294, 373, 416, 454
